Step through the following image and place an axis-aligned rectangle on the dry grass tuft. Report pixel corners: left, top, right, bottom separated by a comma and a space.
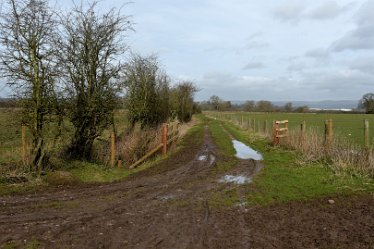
279, 129, 374, 176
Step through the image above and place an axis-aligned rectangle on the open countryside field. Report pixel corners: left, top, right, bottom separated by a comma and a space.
1, 115, 374, 248
206, 111, 374, 147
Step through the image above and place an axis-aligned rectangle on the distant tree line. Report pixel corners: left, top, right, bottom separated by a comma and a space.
0, 0, 198, 171
199, 95, 310, 113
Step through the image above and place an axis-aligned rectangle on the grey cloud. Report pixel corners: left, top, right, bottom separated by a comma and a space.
301, 69, 374, 93
305, 48, 330, 60
332, 1, 374, 52
246, 32, 263, 40
306, 1, 352, 20
273, 1, 306, 23
243, 41, 269, 50
243, 62, 264, 70
356, 0, 374, 25
243, 32, 269, 50
349, 57, 374, 75
273, 1, 352, 23
288, 62, 306, 72
196, 68, 373, 101
332, 24, 374, 51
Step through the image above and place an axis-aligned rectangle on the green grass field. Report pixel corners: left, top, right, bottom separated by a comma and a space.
206, 111, 374, 146
207, 117, 374, 205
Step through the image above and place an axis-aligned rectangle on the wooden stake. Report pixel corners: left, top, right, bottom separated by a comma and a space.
118, 159, 123, 169
162, 123, 168, 156
325, 119, 333, 147
111, 131, 116, 167
273, 122, 279, 145
364, 119, 370, 149
301, 121, 306, 134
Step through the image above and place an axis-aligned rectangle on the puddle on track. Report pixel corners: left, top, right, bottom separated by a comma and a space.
219, 175, 251, 185
232, 140, 263, 160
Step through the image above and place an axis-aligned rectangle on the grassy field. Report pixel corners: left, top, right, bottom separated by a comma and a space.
207, 117, 374, 205
206, 111, 374, 146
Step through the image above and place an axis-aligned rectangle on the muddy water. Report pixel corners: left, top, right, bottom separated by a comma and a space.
219, 175, 251, 184
232, 140, 263, 160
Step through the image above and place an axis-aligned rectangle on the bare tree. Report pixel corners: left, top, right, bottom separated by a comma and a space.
123, 54, 170, 128
0, 0, 59, 171
58, 2, 132, 160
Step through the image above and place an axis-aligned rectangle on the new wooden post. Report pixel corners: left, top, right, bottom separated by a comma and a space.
111, 131, 116, 167
273, 121, 279, 145
162, 123, 168, 156
364, 119, 370, 149
21, 125, 27, 164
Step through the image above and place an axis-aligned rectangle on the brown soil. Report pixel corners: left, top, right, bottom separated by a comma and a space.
1, 125, 374, 249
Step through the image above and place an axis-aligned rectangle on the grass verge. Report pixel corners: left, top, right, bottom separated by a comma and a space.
207, 118, 238, 173
215, 118, 374, 206
0, 118, 201, 196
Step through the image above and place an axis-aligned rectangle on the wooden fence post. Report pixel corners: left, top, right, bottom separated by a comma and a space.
111, 131, 116, 167
162, 123, 168, 156
273, 121, 279, 145
364, 119, 370, 149
301, 121, 306, 134
118, 159, 123, 169
325, 119, 333, 147
22, 125, 27, 164
252, 119, 256, 133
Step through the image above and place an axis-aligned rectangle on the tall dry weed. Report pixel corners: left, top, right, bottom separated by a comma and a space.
279, 128, 374, 176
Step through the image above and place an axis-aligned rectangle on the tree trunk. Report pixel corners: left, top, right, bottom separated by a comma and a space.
67, 127, 95, 160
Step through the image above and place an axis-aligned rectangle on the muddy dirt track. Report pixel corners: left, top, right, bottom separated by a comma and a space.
1, 125, 374, 249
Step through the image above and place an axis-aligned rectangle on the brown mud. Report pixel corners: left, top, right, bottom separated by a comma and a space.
1, 125, 374, 249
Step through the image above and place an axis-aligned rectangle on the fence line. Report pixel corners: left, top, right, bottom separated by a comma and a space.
207, 111, 374, 176
18, 121, 181, 171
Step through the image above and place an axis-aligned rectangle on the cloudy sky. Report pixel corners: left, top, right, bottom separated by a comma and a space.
1, 0, 374, 101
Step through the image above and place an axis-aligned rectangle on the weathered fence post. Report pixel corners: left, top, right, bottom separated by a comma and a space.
162, 123, 168, 156
364, 119, 370, 149
111, 131, 116, 167
252, 119, 256, 133
21, 125, 27, 164
301, 121, 306, 134
325, 119, 333, 147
